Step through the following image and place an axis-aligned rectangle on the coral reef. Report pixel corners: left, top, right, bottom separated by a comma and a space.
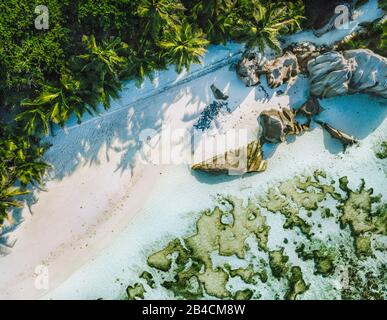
125, 173, 386, 300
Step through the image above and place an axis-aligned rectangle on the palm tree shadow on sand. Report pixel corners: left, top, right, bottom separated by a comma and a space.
0, 62, 256, 247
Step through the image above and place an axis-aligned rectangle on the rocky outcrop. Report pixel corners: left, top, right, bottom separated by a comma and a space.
191, 140, 267, 174
308, 49, 387, 99
237, 50, 267, 86
343, 50, 387, 98
237, 43, 331, 88
237, 50, 299, 88
263, 52, 299, 88
308, 51, 352, 98
315, 120, 358, 147
238, 47, 387, 99
288, 42, 330, 73
259, 108, 309, 144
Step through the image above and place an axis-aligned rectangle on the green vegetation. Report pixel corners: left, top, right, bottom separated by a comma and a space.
258, 171, 340, 237
0, 0, 304, 225
338, 177, 386, 257
285, 266, 309, 300
126, 283, 146, 300
296, 242, 336, 276
337, 0, 386, 57
337, 19, 387, 57
125, 173, 386, 300
269, 248, 289, 279
0, 124, 48, 224
375, 141, 387, 159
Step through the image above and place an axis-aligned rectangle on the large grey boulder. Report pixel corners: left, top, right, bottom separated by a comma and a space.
308, 51, 352, 98
308, 49, 387, 99
343, 49, 387, 99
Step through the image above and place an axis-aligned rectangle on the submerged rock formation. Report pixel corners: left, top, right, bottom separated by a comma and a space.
259, 108, 309, 144
192, 140, 267, 174
308, 49, 387, 99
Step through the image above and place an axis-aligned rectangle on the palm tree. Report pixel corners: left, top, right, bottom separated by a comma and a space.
338, 20, 387, 57
137, 0, 185, 39
0, 185, 28, 224
234, 0, 303, 52
15, 74, 84, 133
125, 46, 164, 85
0, 125, 48, 224
76, 35, 127, 110
0, 126, 48, 186
192, 0, 236, 44
159, 22, 209, 73
78, 35, 127, 76
15, 102, 51, 136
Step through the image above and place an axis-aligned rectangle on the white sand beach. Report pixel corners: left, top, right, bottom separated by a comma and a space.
0, 0, 385, 300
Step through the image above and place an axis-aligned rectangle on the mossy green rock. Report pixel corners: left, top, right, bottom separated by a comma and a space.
127, 283, 145, 300
285, 266, 309, 300
269, 248, 289, 279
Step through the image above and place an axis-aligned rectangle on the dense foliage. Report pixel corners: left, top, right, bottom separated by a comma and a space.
0, 125, 48, 224
338, 19, 387, 57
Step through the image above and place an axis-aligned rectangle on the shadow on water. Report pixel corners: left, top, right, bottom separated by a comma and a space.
190, 169, 259, 185
316, 93, 387, 154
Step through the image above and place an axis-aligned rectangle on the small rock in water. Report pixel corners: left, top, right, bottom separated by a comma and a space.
315, 120, 358, 148
210, 84, 229, 100
294, 96, 324, 123
194, 101, 231, 131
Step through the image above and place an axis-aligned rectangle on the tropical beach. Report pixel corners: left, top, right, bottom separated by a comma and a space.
0, 0, 386, 301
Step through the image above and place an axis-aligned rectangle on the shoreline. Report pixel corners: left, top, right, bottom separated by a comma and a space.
0, 161, 165, 299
